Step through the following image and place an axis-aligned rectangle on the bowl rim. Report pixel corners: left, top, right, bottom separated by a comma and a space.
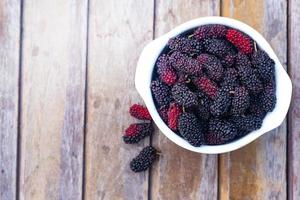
135, 16, 292, 154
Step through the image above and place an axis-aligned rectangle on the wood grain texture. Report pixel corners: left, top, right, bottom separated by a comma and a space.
151, 1, 219, 200
84, 1, 153, 199
0, 0, 20, 199
19, 0, 87, 199
220, 0, 287, 199
288, 0, 300, 199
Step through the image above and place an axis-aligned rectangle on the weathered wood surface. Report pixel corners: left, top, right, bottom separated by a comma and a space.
220, 0, 287, 199
19, 0, 87, 199
84, 1, 153, 199
288, 0, 300, 199
150, 1, 219, 200
0, 0, 20, 199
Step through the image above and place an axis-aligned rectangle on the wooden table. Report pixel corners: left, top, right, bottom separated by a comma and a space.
0, 0, 299, 199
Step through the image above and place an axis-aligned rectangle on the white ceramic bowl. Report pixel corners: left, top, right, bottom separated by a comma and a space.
135, 17, 292, 154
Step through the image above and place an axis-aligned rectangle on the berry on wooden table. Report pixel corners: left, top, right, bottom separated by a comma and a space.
123, 123, 153, 144
129, 104, 152, 120
130, 146, 158, 172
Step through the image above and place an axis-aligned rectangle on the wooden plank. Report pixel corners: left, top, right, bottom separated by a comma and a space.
288, 0, 300, 199
0, 0, 20, 199
150, 1, 220, 199
220, 0, 287, 199
84, 1, 153, 199
19, 1, 87, 199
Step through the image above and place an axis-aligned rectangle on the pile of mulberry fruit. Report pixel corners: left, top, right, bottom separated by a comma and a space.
149, 24, 277, 146
122, 103, 159, 173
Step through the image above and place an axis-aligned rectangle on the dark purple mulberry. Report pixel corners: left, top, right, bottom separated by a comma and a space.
196, 95, 211, 120
197, 54, 224, 81
230, 115, 263, 132
130, 146, 158, 172
251, 50, 275, 82
220, 68, 239, 91
235, 53, 263, 94
194, 25, 227, 40
221, 54, 236, 67
230, 87, 250, 116
151, 79, 171, 107
206, 119, 237, 145
258, 80, 276, 112
178, 113, 205, 146
171, 83, 198, 108
203, 39, 236, 58
168, 37, 203, 54
210, 88, 232, 116
248, 98, 267, 118
169, 51, 202, 75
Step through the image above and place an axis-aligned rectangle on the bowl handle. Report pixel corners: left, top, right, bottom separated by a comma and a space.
135, 38, 165, 101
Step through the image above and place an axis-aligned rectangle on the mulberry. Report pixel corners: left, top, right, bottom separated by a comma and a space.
203, 39, 236, 58
221, 54, 236, 67
206, 119, 237, 145
158, 106, 168, 123
230, 87, 250, 116
129, 104, 152, 120
210, 87, 232, 116
130, 146, 158, 172
251, 50, 275, 82
231, 115, 263, 132
226, 29, 254, 54
168, 36, 203, 54
167, 103, 182, 131
171, 83, 199, 108
151, 79, 172, 107
194, 24, 227, 40
156, 55, 177, 85
193, 76, 218, 99
178, 113, 205, 146
169, 51, 202, 75
236, 53, 263, 94
248, 98, 267, 118
123, 123, 153, 144
259, 80, 276, 112
197, 54, 224, 81
220, 68, 239, 91
196, 95, 211, 120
